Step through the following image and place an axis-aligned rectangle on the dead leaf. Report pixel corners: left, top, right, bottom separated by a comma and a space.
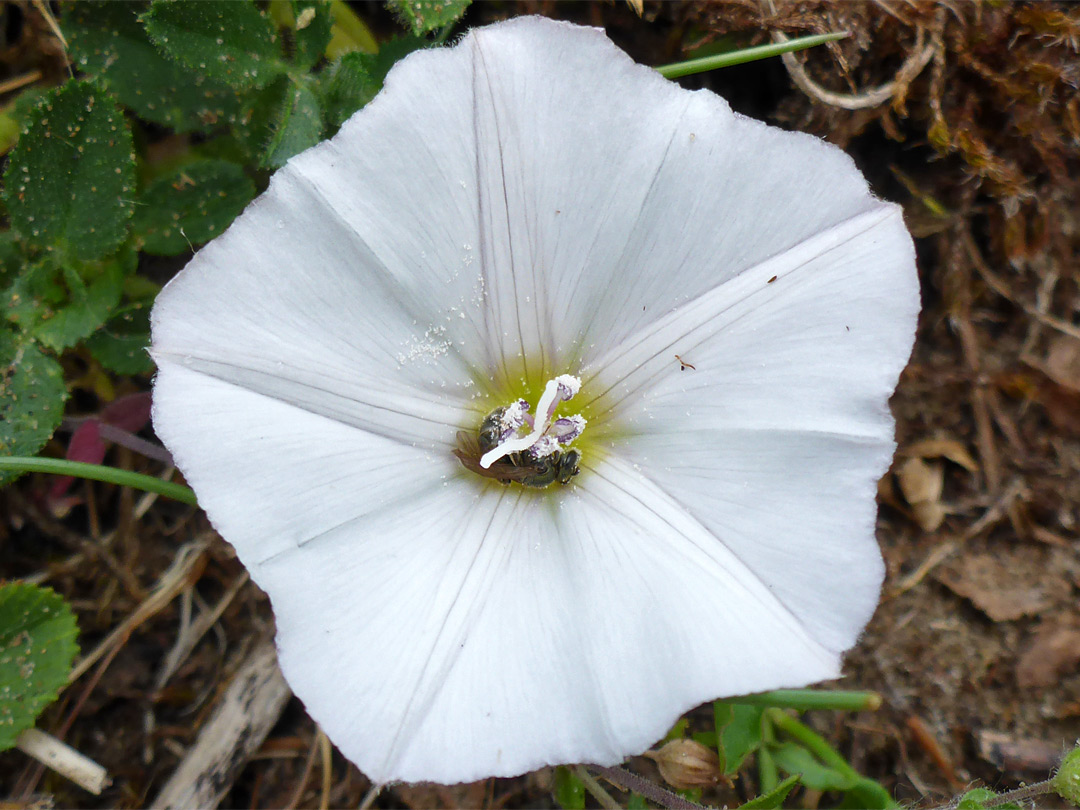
1044, 336, 1080, 393
1016, 615, 1080, 688
896, 456, 946, 531
975, 729, 1065, 772
902, 437, 981, 473
935, 550, 1070, 621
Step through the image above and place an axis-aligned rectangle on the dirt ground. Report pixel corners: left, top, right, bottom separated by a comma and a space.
2, 1, 1079, 808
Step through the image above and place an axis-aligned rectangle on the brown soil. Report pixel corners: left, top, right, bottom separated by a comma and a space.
2, 1, 1078, 808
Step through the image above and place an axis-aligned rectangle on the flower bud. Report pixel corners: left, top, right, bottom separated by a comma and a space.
1052, 744, 1080, 807
644, 739, 723, 790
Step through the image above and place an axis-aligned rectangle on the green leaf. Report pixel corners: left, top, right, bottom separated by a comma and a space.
3, 81, 136, 262
957, 788, 1020, 810
367, 34, 429, 85
839, 778, 896, 810
771, 742, 858, 792
741, 774, 800, 810
38, 259, 128, 353
626, 794, 648, 810
0, 583, 79, 751
143, 0, 286, 90
0, 232, 22, 290
326, 0, 378, 58
86, 303, 153, 375
6, 249, 133, 353
290, 0, 334, 71
553, 765, 586, 810
717, 702, 765, 775
64, 1, 242, 133
0, 333, 67, 485
133, 160, 255, 255
387, 0, 470, 36
318, 52, 377, 131
244, 76, 323, 168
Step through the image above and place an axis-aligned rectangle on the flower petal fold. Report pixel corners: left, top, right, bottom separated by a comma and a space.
254, 456, 838, 784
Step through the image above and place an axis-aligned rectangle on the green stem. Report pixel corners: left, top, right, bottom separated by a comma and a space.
732, 689, 881, 712
575, 766, 622, 810
766, 709, 859, 780
0, 456, 197, 506
757, 716, 779, 794
590, 765, 710, 810
982, 779, 1056, 808
656, 31, 849, 79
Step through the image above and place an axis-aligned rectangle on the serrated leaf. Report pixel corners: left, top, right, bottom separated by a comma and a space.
771, 742, 858, 792
387, 0, 470, 36
143, 0, 286, 90
36, 260, 127, 353
741, 774, 800, 809
3, 81, 136, 262
553, 765, 585, 810
86, 303, 153, 375
0, 583, 79, 751
318, 51, 377, 131
290, 0, 334, 71
7, 249, 133, 353
244, 76, 324, 168
64, 1, 242, 133
0, 333, 67, 485
133, 160, 255, 255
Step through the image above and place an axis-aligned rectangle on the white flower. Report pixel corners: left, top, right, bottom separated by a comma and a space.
150, 16, 919, 786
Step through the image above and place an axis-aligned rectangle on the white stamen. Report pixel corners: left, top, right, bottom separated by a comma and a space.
479, 375, 583, 469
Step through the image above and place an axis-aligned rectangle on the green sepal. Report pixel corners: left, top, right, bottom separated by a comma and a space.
3, 80, 136, 262
387, 0, 470, 36
133, 159, 255, 255
64, 1, 242, 133
143, 0, 286, 90
741, 774, 800, 809
0, 583, 79, 751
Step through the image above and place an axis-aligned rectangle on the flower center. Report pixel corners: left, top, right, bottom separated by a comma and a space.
456, 375, 586, 488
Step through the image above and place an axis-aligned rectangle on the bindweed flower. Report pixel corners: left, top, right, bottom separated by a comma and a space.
150, 16, 919, 785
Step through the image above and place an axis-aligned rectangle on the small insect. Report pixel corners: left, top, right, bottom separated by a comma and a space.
767, 275, 777, 284
454, 408, 580, 488
674, 354, 695, 371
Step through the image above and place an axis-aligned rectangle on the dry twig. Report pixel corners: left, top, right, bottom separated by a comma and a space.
150, 639, 291, 810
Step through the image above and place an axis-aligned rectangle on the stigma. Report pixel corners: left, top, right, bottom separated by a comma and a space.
479, 375, 584, 468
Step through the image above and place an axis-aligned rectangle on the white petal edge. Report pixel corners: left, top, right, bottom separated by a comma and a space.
256, 453, 841, 784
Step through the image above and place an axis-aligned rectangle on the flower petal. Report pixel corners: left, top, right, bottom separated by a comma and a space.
584, 205, 918, 652
251, 455, 837, 785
